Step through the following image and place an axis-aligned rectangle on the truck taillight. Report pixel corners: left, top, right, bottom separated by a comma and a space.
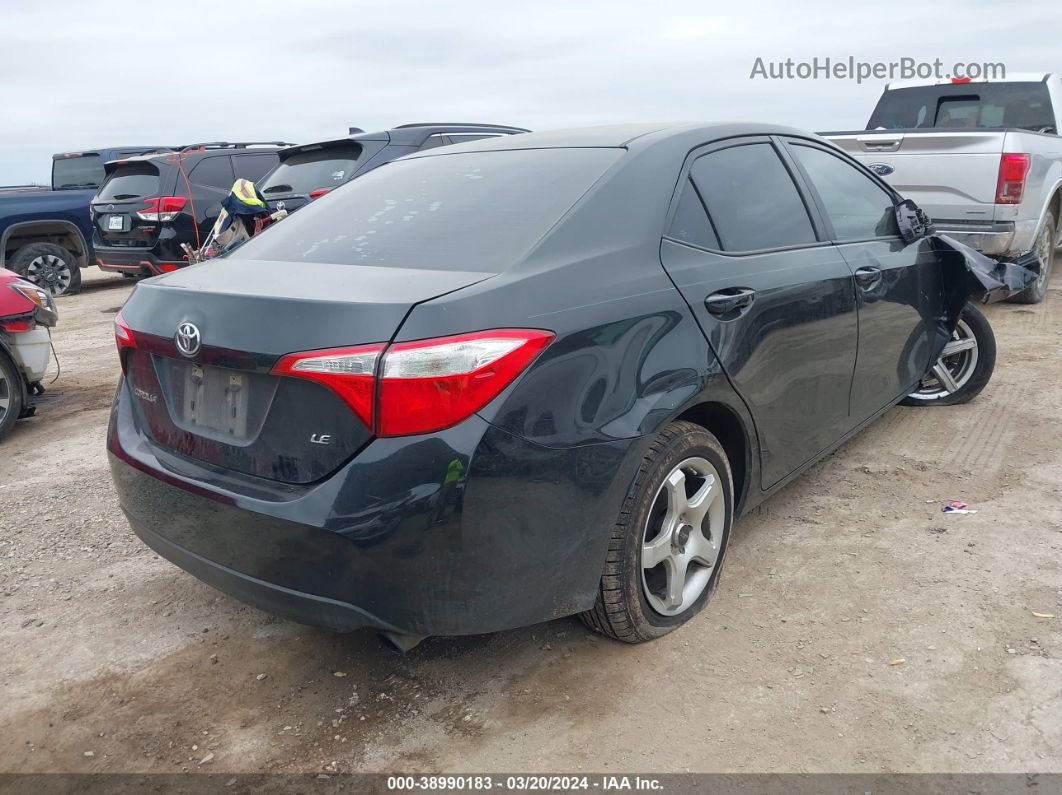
271, 330, 554, 436
136, 197, 188, 222
995, 154, 1031, 205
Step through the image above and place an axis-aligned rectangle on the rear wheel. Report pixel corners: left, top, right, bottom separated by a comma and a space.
581, 421, 733, 643
0, 350, 24, 441
1009, 212, 1055, 304
10, 243, 82, 297
901, 303, 996, 406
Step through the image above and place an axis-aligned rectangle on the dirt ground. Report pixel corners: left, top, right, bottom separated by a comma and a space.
0, 268, 1059, 775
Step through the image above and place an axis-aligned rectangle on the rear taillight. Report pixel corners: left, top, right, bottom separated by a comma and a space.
136, 197, 188, 222
308, 188, 333, 199
271, 343, 383, 427
271, 329, 554, 437
995, 154, 1031, 205
114, 312, 135, 350
114, 311, 136, 374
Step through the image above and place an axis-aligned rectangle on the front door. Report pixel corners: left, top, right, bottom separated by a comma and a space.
659, 138, 859, 489
781, 139, 942, 421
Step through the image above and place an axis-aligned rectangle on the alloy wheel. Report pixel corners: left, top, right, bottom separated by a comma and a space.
26, 253, 72, 296
908, 318, 979, 401
641, 456, 726, 616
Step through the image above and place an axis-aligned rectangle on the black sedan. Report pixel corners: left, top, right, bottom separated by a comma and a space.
107, 123, 1001, 651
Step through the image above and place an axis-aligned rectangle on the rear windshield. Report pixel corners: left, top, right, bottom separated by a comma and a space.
231, 148, 622, 270
259, 143, 364, 196
96, 162, 161, 201
868, 82, 1056, 133
52, 154, 105, 190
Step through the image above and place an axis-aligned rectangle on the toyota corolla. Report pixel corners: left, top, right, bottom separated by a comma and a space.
108, 123, 1011, 650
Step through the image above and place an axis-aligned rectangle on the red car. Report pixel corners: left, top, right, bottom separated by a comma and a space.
0, 267, 58, 439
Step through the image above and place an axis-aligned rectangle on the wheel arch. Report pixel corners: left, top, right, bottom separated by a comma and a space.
672, 400, 753, 514
1, 220, 90, 268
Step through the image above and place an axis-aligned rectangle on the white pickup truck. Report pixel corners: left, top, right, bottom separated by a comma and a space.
823, 73, 1062, 303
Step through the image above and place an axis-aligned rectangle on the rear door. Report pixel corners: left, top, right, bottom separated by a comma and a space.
659, 137, 859, 489
782, 138, 942, 420
183, 155, 236, 242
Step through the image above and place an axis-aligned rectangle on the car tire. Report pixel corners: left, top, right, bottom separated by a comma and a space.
900, 302, 996, 407
9, 243, 82, 297
1009, 211, 1055, 304
581, 420, 733, 643
0, 349, 24, 441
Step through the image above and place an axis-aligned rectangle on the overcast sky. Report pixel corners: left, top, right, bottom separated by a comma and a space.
1, 0, 1058, 184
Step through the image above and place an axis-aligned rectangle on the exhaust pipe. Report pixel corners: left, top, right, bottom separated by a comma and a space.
378, 631, 427, 654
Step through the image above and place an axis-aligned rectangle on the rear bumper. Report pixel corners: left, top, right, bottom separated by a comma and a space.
130, 516, 403, 633
95, 245, 185, 275
107, 376, 642, 636
932, 219, 1037, 258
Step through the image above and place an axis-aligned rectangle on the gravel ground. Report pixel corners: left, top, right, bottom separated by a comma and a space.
0, 268, 1059, 774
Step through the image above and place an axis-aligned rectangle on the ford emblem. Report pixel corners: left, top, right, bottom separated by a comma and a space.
868, 163, 895, 176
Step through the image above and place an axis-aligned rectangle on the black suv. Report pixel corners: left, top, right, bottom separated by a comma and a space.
257, 123, 528, 214
91, 142, 292, 275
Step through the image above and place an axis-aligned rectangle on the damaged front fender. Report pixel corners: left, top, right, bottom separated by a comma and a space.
922, 232, 1038, 368
930, 233, 1040, 306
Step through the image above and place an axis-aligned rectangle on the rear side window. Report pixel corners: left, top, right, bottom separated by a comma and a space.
234, 153, 279, 182
230, 148, 622, 271
52, 154, 105, 190
188, 156, 235, 190
690, 144, 817, 252
96, 162, 160, 201
259, 144, 364, 195
867, 82, 1056, 133
789, 145, 899, 241
668, 179, 719, 250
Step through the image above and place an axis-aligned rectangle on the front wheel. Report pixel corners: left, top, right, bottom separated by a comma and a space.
901, 303, 996, 407
581, 421, 733, 643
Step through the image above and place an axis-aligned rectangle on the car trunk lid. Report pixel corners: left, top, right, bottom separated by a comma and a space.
119, 259, 493, 483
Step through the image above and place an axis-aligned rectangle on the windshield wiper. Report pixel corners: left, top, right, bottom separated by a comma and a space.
58, 183, 100, 189
111, 194, 140, 200
262, 184, 293, 194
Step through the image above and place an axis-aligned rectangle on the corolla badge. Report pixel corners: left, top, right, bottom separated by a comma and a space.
175, 322, 202, 357
867, 163, 895, 176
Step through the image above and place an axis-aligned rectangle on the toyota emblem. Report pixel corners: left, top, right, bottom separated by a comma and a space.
175, 322, 202, 357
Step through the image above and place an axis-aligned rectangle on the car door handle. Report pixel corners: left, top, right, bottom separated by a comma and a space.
704, 287, 756, 317
854, 267, 882, 288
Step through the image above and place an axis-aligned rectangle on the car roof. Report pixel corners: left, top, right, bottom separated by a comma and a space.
275, 123, 530, 159
403, 122, 816, 154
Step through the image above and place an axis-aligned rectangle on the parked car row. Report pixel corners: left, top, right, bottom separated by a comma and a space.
0, 124, 529, 296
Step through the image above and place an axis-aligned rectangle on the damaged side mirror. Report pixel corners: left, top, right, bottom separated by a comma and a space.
895, 198, 931, 244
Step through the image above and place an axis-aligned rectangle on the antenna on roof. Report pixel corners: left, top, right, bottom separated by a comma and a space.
348, 127, 365, 134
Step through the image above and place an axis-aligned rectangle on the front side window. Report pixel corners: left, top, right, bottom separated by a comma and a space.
789, 144, 899, 241
689, 143, 817, 252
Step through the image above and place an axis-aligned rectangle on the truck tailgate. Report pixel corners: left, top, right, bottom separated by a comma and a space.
824, 130, 1005, 221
